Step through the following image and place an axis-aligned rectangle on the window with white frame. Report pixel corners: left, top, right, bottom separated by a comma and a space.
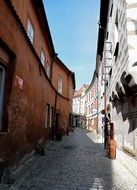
57, 76, 63, 94
27, 19, 34, 44
40, 51, 45, 66
0, 64, 6, 130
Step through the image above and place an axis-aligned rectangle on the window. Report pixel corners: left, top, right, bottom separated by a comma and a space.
0, 64, 6, 130
46, 64, 50, 78
106, 32, 109, 40
114, 11, 119, 60
27, 19, 34, 44
40, 51, 45, 66
110, 3, 113, 17
87, 95, 88, 101
45, 104, 50, 128
50, 107, 54, 128
114, 42, 119, 58
58, 76, 63, 94
89, 93, 90, 101
114, 12, 118, 47
88, 105, 89, 114
69, 113, 72, 126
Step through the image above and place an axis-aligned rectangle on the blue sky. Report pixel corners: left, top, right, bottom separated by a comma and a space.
43, 0, 100, 90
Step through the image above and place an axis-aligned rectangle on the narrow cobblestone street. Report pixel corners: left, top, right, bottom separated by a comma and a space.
1, 128, 137, 190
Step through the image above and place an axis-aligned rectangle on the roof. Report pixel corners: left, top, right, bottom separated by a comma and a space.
74, 84, 89, 97
34, 1, 76, 90
33, 0, 55, 55
97, 0, 110, 56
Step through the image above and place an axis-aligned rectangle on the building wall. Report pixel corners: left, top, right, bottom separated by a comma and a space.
97, 0, 137, 158
79, 92, 87, 115
72, 96, 80, 114
72, 77, 98, 131
56, 95, 72, 132
52, 59, 72, 99
12, 0, 53, 59
85, 75, 98, 131
96, 56, 105, 133
73, 84, 89, 115
107, 0, 137, 156
0, 0, 74, 166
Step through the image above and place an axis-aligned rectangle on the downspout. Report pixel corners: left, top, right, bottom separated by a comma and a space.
50, 53, 58, 140
50, 53, 58, 81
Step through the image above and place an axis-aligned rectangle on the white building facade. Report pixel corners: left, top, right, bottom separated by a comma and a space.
96, 0, 137, 166
72, 96, 81, 115
72, 75, 98, 131
85, 72, 98, 131
72, 84, 89, 128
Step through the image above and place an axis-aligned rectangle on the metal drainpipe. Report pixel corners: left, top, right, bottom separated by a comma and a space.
50, 53, 58, 81
50, 53, 58, 140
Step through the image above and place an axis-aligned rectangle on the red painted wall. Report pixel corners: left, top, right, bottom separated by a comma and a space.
0, 0, 74, 166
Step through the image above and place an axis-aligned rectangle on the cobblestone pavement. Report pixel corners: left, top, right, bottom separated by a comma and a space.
1, 128, 137, 190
